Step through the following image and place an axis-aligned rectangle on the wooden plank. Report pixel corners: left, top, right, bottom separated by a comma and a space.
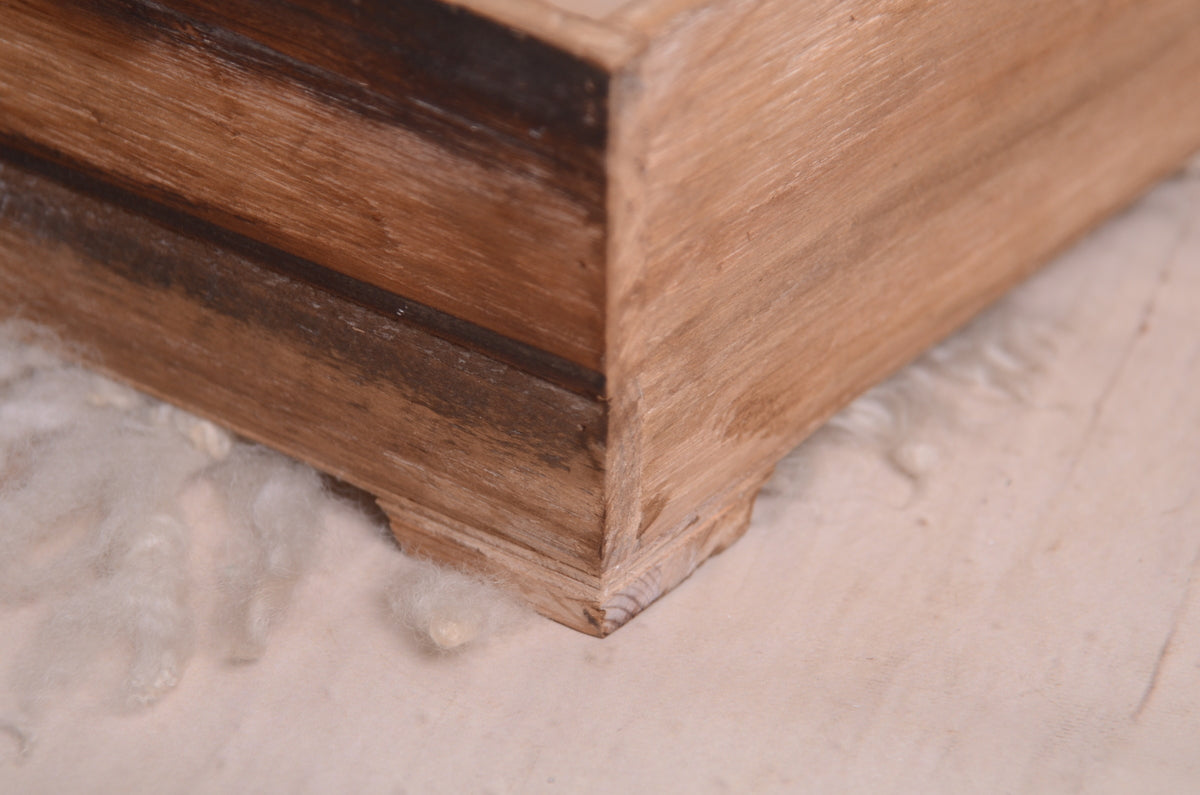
0, 0, 608, 369
0, 149, 607, 600
602, 0, 1200, 583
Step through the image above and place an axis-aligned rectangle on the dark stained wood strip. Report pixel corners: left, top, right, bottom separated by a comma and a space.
58, 0, 609, 194
156, 0, 610, 172
0, 142, 605, 399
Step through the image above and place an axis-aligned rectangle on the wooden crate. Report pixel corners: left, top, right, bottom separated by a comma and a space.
1, 0, 1198, 634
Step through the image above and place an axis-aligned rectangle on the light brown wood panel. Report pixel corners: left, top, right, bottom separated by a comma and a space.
603, 0, 1200, 576
0, 0, 607, 370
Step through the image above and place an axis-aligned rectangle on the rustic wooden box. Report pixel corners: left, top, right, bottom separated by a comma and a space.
1, 0, 1198, 634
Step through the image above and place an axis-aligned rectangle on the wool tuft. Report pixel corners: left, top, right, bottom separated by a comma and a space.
0, 317, 533, 744
387, 560, 529, 652
0, 321, 331, 727
206, 445, 326, 662
820, 303, 1054, 479
0, 402, 207, 722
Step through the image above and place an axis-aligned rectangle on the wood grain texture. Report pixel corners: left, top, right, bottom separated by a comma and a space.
0, 150, 607, 590
602, 0, 1200, 585
0, 0, 608, 370
385, 460, 770, 632
2, 0, 1199, 635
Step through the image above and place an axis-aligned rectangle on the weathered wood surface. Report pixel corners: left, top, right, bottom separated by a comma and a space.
0, 0, 608, 370
2, 0, 1199, 634
602, 0, 1200, 585
0, 150, 608, 623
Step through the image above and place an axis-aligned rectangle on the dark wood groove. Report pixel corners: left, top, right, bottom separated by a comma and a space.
0, 141, 606, 399
54, 0, 609, 206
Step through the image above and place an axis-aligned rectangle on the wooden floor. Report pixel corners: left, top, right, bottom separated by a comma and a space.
2, 162, 1197, 792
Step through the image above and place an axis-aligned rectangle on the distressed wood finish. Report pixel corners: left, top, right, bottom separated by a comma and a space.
2, 0, 1199, 634
0, 0, 608, 369
0, 151, 607, 623
602, 0, 1200, 578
